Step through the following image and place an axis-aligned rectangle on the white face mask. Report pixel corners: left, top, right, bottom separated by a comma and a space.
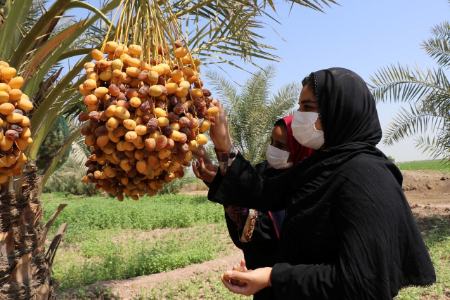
291, 111, 324, 150
266, 144, 293, 169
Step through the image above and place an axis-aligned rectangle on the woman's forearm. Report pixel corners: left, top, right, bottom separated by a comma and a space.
208, 154, 290, 211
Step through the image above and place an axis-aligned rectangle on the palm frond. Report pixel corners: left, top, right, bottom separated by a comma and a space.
250, 82, 298, 160
23, 0, 48, 32
236, 67, 274, 161
268, 82, 299, 115
284, 0, 339, 12
430, 20, 450, 39
370, 64, 449, 103
416, 134, 450, 161
186, 1, 279, 66
420, 90, 450, 117
383, 104, 444, 145
0, 0, 34, 59
208, 66, 297, 164
205, 71, 238, 109
371, 22, 449, 159
177, 0, 338, 69
422, 21, 450, 68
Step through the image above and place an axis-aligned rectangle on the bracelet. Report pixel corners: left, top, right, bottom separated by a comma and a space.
215, 146, 238, 175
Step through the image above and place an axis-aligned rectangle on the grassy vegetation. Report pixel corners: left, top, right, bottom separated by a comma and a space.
397, 160, 450, 173
43, 193, 230, 291
54, 225, 234, 290
396, 215, 450, 300
138, 271, 247, 300
42, 193, 223, 242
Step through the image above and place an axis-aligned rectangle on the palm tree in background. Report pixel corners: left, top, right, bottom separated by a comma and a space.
207, 66, 299, 164
371, 20, 449, 160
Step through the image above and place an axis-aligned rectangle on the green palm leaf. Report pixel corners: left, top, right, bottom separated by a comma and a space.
370, 64, 449, 103
371, 30, 449, 160
383, 105, 444, 145
422, 21, 450, 68
285, 0, 339, 12
208, 66, 298, 164
416, 132, 450, 161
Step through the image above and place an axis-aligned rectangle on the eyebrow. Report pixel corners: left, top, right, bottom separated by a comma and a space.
272, 140, 288, 148
300, 99, 317, 105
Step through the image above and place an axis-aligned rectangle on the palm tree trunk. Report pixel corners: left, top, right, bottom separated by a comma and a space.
0, 162, 66, 300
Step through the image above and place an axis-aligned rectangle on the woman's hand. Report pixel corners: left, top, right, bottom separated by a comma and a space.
191, 145, 208, 161
221, 267, 272, 296
192, 158, 218, 183
208, 102, 232, 153
232, 259, 247, 272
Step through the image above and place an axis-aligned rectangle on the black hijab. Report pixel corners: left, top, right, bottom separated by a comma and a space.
313, 67, 382, 147
291, 68, 391, 203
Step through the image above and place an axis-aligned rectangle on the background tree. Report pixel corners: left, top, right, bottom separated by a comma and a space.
207, 66, 298, 164
371, 20, 449, 160
36, 116, 70, 174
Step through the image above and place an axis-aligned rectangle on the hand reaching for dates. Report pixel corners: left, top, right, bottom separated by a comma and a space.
192, 158, 217, 183
207, 101, 232, 153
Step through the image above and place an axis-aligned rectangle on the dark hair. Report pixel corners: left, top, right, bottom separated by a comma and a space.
274, 118, 286, 129
302, 73, 319, 103
302, 75, 315, 88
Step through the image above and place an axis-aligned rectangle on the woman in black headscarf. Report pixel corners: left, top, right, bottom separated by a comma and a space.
206, 68, 436, 299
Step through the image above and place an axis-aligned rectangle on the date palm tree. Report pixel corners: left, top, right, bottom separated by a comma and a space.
207, 66, 299, 164
371, 21, 449, 160
0, 1, 120, 298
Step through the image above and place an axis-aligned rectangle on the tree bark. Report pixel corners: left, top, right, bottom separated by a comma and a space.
0, 162, 66, 300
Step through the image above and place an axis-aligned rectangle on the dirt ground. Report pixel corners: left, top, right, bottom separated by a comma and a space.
62, 170, 449, 300
402, 170, 450, 207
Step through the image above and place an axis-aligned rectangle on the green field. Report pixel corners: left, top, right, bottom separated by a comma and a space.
44, 193, 449, 299
397, 160, 450, 173
43, 193, 231, 292
42, 193, 224, 242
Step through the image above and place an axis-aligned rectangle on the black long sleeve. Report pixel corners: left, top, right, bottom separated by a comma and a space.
208, 153, 292, 211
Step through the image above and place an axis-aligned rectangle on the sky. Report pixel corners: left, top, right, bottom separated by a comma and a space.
74, 0, 449, 162
208, 0, 449, 162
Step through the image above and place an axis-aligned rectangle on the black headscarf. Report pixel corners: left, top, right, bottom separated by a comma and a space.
291, 68, 389, 204
312, 67, 382, 147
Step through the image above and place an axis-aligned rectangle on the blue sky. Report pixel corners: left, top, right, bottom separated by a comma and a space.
208, 0, 449, 162
75, 0, 449, 162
